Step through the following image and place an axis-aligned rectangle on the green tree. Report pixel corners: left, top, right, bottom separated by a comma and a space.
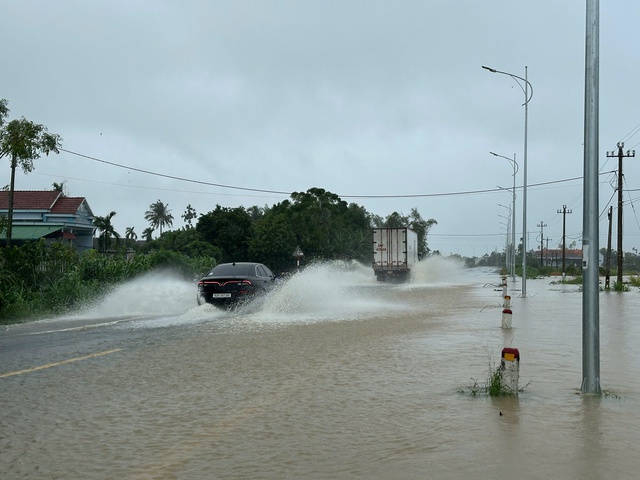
125, 226, 137, 247
249, 188, 373, 270
249, 211, 298, 272
246, 205, 265, 221
196, 205, 254, 262
142, 227, 154, 242
125, 226, 137, 240
383, 212, 405, 228
407, 208, 437, 258
379, 208, 437, 259
288, 188, 352, 259
0, 99, 62, 246
141, 227, 222, 260
93, 211, 119, 252
0, 99, 8, 127
181, 204, 197, 228
145, 199, 174, 236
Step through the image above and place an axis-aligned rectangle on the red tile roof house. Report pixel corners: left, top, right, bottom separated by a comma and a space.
0, 190, 96, 252
539, 248, 604, 268
540, 248, 584, 268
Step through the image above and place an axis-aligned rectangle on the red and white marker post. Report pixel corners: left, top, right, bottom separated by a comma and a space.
502, 294, 512, 329
500, 347, 520, 393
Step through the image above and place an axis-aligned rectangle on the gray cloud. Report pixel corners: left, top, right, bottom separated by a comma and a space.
2, 1, 640, 255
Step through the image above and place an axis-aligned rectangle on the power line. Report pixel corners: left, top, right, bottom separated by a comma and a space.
620, 121, 640, 144
59, 148, 292, 195
59, 147, 616, 200
430, 233, 504, 238
35, 171, 285, 199
600, 186, 618, 219
624, 175, 640, 235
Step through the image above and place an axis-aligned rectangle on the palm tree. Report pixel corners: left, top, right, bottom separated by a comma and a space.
144, 199, 174, 236
93, 211, 119, 252
125, 226, 137, 247
142, 227, 154, 242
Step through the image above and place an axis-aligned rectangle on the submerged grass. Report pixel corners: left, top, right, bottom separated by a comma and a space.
459, 359, 527, 397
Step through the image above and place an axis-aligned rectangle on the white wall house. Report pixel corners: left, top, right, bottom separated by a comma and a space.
0, 190, 96, 252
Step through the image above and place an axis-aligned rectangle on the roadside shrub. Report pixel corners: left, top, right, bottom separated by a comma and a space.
613, 281, 630, 292
0, 242, 217, 324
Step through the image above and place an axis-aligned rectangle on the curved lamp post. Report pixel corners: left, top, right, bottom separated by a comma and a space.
497, 211, 511, 274
492, 152, 518, 283
497, 202, 514, 281
483, 66, 533, 297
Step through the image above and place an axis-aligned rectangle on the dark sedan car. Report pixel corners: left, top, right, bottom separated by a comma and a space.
197, 262, 277, 307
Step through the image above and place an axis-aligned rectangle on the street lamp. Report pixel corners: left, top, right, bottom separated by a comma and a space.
498, 211, 511, 274
483, 65, 533, 297
492, 152, 518, 283
498, 202, 514, 281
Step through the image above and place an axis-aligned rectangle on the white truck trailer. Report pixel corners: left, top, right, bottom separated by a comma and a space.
372, 227, 419, 282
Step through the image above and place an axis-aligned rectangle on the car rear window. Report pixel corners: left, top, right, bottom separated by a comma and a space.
209, 264, 256, 276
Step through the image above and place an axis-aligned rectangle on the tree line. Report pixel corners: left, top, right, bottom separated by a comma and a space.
99, 187, 437, 274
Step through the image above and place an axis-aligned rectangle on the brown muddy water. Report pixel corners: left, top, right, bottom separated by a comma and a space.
1, 258, 640, 479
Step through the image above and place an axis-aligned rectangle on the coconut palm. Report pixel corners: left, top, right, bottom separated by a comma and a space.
144, 199, 174, 236
142, 227, 154, 242
125, 226, 138, 246
93, 211, 120, 252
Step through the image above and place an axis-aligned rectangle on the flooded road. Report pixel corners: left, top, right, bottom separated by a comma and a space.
2, 259, 640, 479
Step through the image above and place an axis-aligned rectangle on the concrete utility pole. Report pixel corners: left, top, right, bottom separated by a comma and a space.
545, 237, 552, 267
557, 205, 573, 278
582, 0, 600, 394
606, 142, 636, 286
537, 221, 547, 268
605, 206, 613, 289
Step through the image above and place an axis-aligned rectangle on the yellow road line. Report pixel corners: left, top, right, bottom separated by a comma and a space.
0, 348, 123, 378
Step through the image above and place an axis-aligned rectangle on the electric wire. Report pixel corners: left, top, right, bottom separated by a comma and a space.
56, 147, 639, 250
623, 175, 640, 234
620, 121, 640, 145
59, 147, 615, 200
600, 188, 618, 220
59, 148, 292, 195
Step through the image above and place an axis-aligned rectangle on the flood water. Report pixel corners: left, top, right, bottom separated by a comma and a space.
2, 258, 640, 479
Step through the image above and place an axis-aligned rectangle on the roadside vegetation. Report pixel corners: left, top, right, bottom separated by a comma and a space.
0, 240, 214, 322
1, 188, 437, 324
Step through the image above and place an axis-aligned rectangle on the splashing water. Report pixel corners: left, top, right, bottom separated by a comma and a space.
408, 256, 477, 286
248, 261, 392, 324
63, 259, 491, 329
76, 270, 197, 320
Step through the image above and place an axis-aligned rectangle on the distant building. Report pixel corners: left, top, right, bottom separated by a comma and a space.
538, 248, 604, 268
0, 190, 96, 252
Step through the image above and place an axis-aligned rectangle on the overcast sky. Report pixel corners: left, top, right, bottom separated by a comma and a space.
3, 1, 640, 257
